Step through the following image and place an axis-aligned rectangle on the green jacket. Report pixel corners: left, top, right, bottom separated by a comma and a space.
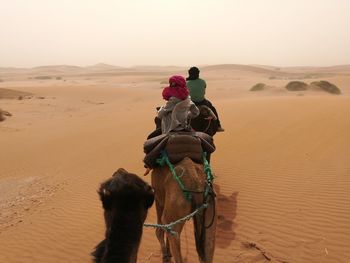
187, 78, 206, 102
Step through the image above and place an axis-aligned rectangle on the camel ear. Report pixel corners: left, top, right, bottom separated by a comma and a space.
113, 168, 128, 177
144, 187, 155, 208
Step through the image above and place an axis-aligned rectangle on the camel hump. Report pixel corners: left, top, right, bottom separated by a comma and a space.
165, 134, 203, 164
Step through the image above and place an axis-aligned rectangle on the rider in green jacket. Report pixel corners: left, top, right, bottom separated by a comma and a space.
186, 67, 224, 132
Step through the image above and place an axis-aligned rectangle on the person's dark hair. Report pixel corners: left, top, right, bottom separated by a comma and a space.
187, 67, 200, 80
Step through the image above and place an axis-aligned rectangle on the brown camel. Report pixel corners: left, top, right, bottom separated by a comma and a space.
92, 168, 154, 263
151, 157, 217, 263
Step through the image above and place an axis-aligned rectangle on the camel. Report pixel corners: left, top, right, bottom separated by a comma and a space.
92, 168, 155, 263
151, 157, 217, 263
190, 105, 219, 137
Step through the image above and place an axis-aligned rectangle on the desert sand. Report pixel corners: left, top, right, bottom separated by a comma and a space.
1, 64, 350, 262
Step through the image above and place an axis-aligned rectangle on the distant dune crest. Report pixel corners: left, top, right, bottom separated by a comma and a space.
1, 63, 350, 75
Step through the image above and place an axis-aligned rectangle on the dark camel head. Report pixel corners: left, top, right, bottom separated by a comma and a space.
93, 168, 154, 263
99, 168, 154, 214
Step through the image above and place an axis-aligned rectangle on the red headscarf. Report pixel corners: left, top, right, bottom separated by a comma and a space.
162, 75, 189, 101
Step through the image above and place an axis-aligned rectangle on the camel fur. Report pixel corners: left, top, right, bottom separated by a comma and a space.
92, 168, 154, 263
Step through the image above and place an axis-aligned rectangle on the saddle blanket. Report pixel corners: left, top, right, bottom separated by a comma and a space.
143, 131, 215, 168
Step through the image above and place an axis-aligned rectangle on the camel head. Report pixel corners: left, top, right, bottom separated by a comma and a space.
93, 168, 154, 263
98, 168, 154, 227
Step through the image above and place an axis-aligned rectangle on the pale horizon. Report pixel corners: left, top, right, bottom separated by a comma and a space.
1, 0, 350, 68
3, 62, 350, 70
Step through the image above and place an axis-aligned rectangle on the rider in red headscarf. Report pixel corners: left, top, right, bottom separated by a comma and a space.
144, 75, 199, 175
157, 75, 198, 134
162, 75, 189, 101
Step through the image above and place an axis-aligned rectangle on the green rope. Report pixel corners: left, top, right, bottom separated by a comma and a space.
156, 151, 192, 201
144, 203, 208, 236
202, 152, 214, 184
202, 152, 214, 197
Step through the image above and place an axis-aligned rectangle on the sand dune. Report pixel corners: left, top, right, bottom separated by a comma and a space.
1, 65, 350, 262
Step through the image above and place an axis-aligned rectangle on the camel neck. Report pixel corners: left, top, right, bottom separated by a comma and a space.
103, 214, 143, 263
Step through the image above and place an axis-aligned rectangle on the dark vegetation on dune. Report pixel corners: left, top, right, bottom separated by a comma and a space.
34, 76, 52, 80
250, 80, 342, 95
250, 83, 267, 91
284, 80, 341, 94
285, 81, 308, 91
33, 75, 62, 80
310, 81, 341, 94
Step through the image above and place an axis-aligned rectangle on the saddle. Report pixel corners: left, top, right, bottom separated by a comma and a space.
143, 131, 215, 168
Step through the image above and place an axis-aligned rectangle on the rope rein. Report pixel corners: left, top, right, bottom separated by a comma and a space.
144, 203, 208, 236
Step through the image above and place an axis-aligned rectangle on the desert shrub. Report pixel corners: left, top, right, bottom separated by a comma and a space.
310, 81, 341, 95
250, 83, 266, 91
34, 76, 52, 80
56, 76, 62, 80
285, 81, 308, 91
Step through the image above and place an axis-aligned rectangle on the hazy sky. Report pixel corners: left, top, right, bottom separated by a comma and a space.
1, 0, 350, 67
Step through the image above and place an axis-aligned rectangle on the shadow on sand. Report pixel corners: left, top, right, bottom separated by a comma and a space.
214, 184, 238, 249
